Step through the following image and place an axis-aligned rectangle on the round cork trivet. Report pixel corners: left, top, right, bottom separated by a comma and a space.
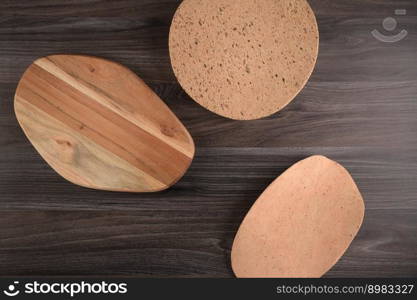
169, 0, 319, 120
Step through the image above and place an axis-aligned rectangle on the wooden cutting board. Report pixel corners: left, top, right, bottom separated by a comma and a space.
14, 55, 195, 192
231, 156, 365, 277
169, 0, 319, 120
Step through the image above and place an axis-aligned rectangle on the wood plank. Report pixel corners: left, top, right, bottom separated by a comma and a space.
0, 0, 180, 17
0, 146, 415, 210
0, 209, 415, 277
1, 0, 416, 18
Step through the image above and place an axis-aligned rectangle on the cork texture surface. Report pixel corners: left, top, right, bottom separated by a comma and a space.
169, 0, 319, 120
231, 156, 365, 278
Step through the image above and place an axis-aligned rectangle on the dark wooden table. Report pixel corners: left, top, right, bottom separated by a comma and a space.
0, 0, 416, 277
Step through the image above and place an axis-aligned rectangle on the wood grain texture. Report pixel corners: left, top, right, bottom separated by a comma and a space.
0, 0, 417, 277
14, 55, 195, 192
0, 208, 416, 277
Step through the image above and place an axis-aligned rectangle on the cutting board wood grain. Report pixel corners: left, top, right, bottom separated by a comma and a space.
14, 55, 195, 192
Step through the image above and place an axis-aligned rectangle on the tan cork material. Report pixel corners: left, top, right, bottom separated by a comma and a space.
169, 0, 319, 120
231, 156, 365, 278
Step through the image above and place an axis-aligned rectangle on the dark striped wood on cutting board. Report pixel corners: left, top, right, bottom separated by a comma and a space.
14, 54, 195, 192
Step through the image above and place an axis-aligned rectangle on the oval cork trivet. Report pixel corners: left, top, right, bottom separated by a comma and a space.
14, 55, 195, 192
169, 0, 319, 120
231, 156, 365, 278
